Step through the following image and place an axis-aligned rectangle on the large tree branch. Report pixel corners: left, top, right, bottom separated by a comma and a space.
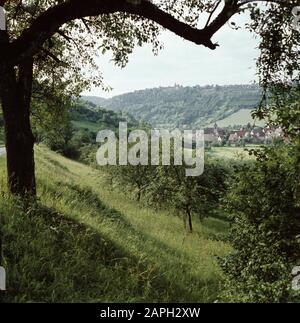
238, 0, 300, 5
0, 0, 239, 65
205, 1, 221, 28
205, 0, 240, 37
1, 0, 294, 66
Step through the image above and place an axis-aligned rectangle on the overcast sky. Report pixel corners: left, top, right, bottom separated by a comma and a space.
82, 13, 260, 98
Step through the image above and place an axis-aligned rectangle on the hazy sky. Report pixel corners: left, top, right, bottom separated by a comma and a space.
82, 13, 260, 98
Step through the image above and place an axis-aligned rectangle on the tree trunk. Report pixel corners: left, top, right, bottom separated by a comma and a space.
186, 207, 193, 233
0, 58, 36, 196
183, 213, 187, 230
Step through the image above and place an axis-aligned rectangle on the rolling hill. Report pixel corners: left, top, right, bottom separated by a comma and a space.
83, 84, 262, 128
81, 96, 108, 107
70, 100, 139, 133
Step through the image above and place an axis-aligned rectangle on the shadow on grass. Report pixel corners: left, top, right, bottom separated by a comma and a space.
58, 182, 225, 301
1, 181, 223, 303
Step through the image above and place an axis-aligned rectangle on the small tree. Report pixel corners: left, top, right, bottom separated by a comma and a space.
106, 163, 154, 201
144, 160, 229, 233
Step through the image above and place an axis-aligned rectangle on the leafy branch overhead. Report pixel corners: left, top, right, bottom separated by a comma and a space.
0, 0, 298, 65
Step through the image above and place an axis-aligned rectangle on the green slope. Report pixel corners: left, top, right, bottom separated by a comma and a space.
70, 100, 139, 133
0, 146, 230, 303
211, 109, 265, 127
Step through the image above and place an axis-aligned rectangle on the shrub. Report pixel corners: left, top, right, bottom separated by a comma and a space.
220, 142, 300, 302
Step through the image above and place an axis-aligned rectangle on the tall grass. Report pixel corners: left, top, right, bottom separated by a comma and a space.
0, 146, 230, 302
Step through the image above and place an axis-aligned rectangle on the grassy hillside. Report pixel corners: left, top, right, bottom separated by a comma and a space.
71, 101, 114, 128
70, 101, 139, 133
208, 108, 265, 127
83, 84, 262, 128
0, 146, 230, 303
208, 146, 258, 160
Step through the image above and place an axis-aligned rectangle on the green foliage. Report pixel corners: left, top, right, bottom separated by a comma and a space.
249, 1, 300, 134
5, 0, 166, 97
145, 161, 229, 231
254, 86, 300, 139
32, 98, 140, 161
106, 163, 153, 202
30, 82, 75, 154
221, 143, 300, 302
71, 100, 139, 132
247, 1, 300, 89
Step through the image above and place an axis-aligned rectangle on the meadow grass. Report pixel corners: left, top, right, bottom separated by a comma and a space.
207, 146, 259, 160
71, 120, 105, 132
0, 146, 230, 303
208, 109, 265, 127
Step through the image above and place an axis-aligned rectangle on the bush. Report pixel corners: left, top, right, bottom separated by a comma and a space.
220, 142, 300, 302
